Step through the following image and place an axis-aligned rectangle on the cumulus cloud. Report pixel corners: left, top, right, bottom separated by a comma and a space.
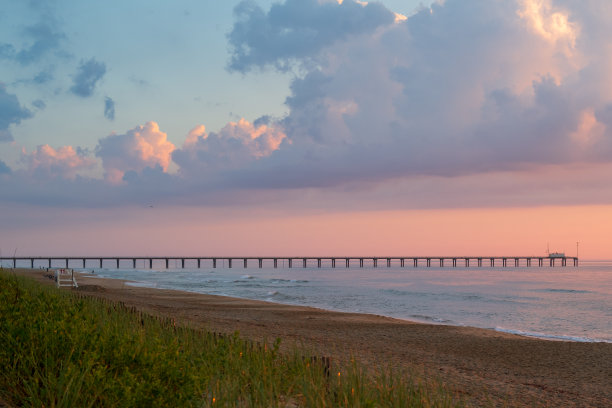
227, 0, 396, 72
104, 97, 115, 120
222, 0, 612, 188
0, 84, 33, 142
22, 145, 96, 179
518, 0, 577, 51
173, 117, 287, 177
96, 121, 175, 183
4, 0, 612, 211
70, 58, 107, 97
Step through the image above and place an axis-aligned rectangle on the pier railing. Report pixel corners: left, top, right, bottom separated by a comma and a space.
1, 255, 579, 269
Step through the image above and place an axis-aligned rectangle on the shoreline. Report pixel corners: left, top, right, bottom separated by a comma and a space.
119, 277, 611, 345
109, 269, 612, 345
9, 268, 612, 407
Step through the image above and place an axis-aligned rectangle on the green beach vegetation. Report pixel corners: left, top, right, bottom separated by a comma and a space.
0, 269, 461, 407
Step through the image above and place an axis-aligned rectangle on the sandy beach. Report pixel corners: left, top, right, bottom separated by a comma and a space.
11, 268, 612, 407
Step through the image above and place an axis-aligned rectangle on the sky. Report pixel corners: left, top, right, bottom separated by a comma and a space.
1, 0, 612, 259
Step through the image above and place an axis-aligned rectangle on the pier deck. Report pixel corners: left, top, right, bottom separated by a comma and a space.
1, 255, 579, 269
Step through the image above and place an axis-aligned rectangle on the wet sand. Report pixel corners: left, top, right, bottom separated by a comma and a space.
11, 268, 612, 407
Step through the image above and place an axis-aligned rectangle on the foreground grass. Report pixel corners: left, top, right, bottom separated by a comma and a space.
0, 269, 462, 407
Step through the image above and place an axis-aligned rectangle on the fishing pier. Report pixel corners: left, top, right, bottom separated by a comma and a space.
1, 255, 579, 269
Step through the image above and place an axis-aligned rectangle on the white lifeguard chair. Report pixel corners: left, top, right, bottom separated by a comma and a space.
55, 268, 78, 288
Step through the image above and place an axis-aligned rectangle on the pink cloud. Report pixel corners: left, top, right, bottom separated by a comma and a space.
96, 121, 175, 183
183, 124, 206, 147
22, 144, 95, 179
217, 0, 612, 190
220, 118, 287, 158
173, 118, 287, 176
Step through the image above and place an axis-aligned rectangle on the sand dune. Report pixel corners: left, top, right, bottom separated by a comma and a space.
12, 268, 612, 407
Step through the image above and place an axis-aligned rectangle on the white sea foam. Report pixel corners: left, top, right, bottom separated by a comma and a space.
124, 281, 158, 288
409, 314, 454, 324
494, 327, 612, 343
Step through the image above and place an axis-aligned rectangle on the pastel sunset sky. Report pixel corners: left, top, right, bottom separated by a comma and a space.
1, 0, 611, 259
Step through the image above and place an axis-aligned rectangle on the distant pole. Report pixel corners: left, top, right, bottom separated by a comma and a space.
576, 241, 579, 258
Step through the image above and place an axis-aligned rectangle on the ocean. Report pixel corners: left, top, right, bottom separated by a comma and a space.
36, 259, 612, 343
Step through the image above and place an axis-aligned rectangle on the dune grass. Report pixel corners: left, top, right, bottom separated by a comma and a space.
0, 269, 462, 407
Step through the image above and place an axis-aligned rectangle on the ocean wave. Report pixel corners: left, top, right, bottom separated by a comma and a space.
233, 281, 265, 288
269, 278, 309, 284
177, 279, 220, 288
382, 289, 430, 297
409, 314, 454, 324
494, 327, 611, 343
125, 281, 158, 288
382, 289, 522, 304
265, 291, 299, 302
535, 288, 593, 294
